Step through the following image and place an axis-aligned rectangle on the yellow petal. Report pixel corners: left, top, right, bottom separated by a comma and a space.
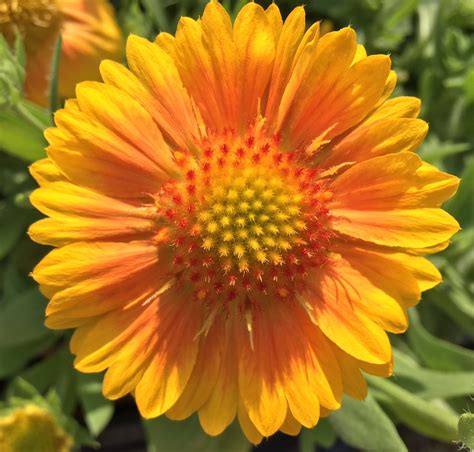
124, 35, 202, 150
265, 6, 306, 123
198, 321, 239, 436
135, 289, 201, 417
330, 152, 460, 210
166, 322, 223, 420
29, 159, 64, 186
234, 2, 275, 128
305, 268, 392, 364
238, 403, 264, 445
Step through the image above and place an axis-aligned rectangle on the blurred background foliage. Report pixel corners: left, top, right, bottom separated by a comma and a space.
0, 0, 473, 451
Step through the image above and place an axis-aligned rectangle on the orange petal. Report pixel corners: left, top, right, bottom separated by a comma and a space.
32, 241, 164, 327
264, 6, 306, 124
305, 267, 392, 365
238, 304, 288, 436
332, 207, 458, 249
29, 182, 156, 246
234, 2, 275, 129
238, 403, 264, 445
71, 302, 156, 373
366, 96, 421, 123
332, 347, 368, 400
198, 319, 239, 436
166, 321, 224, 421
264, 3, 283, 40
174, 3, 238, 131
29, 158, 65, 186
295, 55, 391, 143
322, 118, 428, 168
75, 81, 176, 177
330, 152, 459, 210
135, 288, 201, 418
124, 35, 202, 150
279, 409, 302, 436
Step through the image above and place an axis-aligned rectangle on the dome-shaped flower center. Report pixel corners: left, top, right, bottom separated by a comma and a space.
157, 130, 334, 307
0, 0, 60, 51
198, 165, 306, 271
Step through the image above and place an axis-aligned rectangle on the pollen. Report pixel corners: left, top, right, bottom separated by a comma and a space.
157, 129, 334, 306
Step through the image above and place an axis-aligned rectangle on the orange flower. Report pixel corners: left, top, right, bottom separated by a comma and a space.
29, 1, 459, 444
0, 0, 123, 106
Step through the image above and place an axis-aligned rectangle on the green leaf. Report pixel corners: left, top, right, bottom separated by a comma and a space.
18, 346, 71, 394
0, 288, 52, 347
458, 412, 474, 450
418, 137, 470, 163
76, 373, 114, 437
368, 376, 459, 442
142, 0, 171, 32
0, 109, 46, 161
0, 336, 55, 379
144, 415, 250, 452
300, 419, 337, 452
392, 348, 474, 400
0, 202, 28, 260
407, 309, 474, 371
329, 394, 407, 452
446, 157, 474, 225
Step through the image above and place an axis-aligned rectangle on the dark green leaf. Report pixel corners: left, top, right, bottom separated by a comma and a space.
0, 288, 51, 347
0, 202, 28, 260
300, 418, 336, 452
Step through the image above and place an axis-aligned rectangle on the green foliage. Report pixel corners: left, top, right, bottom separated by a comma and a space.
0, 0, 473, 450
144, 416, 250, 452
329, 395, 407, 451
0, 33, 25, 109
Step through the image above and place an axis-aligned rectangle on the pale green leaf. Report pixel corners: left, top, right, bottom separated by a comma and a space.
329, 394, 407, 452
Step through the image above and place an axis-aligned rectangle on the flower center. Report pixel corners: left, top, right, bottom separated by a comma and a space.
0, 0, 60, 51
156, 130, 334, 308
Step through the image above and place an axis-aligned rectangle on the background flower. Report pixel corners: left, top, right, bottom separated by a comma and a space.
0, 0, 123, 106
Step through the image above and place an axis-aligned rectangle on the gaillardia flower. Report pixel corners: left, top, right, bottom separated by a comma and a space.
0, 0, 123, 106
29, 1, 460, 443
0, 405, 72, 452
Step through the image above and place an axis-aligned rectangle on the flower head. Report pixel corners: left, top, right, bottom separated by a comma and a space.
29, 1, 459, 443
0, 405, 72, 452
0, 0, 123, 106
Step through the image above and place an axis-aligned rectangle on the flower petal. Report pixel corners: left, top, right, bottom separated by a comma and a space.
135, 287, 201, 418
29, 182, 156, 246
234, 2, 275, 129
322, 118, 428, 168
123, 35, 202, 150
330, 152, 460, 209
166, 321, 223, 421
32, 241, 164, 327
305, 267, 392, 365
198, 320, 239, 436
264, 6, 306, 124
